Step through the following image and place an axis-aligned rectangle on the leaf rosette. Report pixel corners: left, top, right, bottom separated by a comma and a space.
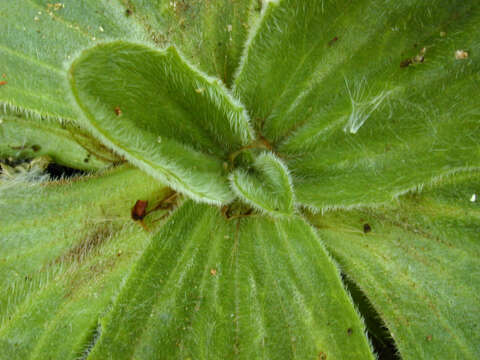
0, 0, 479, 359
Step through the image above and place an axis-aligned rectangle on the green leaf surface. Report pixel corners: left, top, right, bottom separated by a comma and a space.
0, 0, 256, 121
0, 166, 171, 359
0, 0, 146, 121
0, 112, 117, 170
309, 173, 480, 359
2, 1, 479, 359
123, 0, 260, 86
69, 41, 255, 204
234, 0, 480, 209
0, 165, 168, 293
88, 200, 374, 359
230, 152, 295, 216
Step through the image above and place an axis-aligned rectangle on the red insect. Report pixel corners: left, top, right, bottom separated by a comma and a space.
131, 200, 148, 221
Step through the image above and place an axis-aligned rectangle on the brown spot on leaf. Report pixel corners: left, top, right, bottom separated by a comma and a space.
114, 106, 122, 116
401, 47, 427, 68
400, 58, 412, 68
221, 203, 254, 221
0, 81, 7, 86
328, 36, 339, 46
318, 351, 327, 360
56, 223, 116, 264
426, 335, 433, 341
363, 223, 372, 233
347, 328, 353, 335
210, 268, 217, 276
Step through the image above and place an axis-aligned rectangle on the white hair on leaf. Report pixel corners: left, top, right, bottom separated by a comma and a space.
343, 77, 395, 134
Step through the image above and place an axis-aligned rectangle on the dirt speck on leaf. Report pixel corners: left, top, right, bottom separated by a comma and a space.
400, 58, 412, 68
328, 36, 338, 46
363, 223, 372, 233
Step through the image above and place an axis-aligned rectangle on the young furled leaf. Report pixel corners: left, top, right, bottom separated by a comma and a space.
69, 41, 254, 204
230, 152, 295, 216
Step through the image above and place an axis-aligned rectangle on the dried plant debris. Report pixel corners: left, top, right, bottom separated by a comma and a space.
455, 50, 469, 60
400, 47, 426, 68
0, 156, 51, 181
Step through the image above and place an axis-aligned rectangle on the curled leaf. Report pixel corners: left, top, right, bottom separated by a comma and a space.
69, 41, 255, 204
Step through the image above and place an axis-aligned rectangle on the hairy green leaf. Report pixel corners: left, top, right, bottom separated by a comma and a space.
0, 0, 145, 121
309, 173, 480, 359
0, 165, 168, 291
88, 201, 374, 359
0, 112, 118, 170
0, 166, 170, 359
235, 0, 480, 209
122, 0, 260, 86
1, 1, 479, 359
230, 152, 295, 216
0, 0, 256, 120
69, 41, 255, 204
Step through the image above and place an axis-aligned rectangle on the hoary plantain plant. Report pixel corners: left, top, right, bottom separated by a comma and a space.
0, 0, 479, 359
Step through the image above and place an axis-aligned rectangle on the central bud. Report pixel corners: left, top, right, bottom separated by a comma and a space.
69, 41, 295, 216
